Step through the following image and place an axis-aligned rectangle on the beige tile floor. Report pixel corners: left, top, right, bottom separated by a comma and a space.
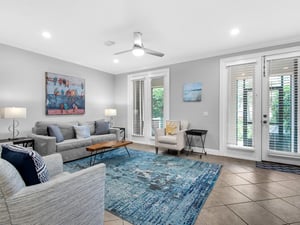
104, 143, 300, 225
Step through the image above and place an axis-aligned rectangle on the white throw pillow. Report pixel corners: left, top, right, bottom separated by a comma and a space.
73, 125, 91, 139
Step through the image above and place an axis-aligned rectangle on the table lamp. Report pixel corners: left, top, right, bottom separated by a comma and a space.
0, 107, 27, 140
104, 108, 117, 127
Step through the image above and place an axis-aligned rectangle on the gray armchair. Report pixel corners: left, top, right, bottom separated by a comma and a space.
155, 120, 189, 155
0, 153, 105, 225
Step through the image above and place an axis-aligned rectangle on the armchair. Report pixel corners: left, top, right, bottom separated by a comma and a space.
155, 120, 189, 155
0, 153, 105, 225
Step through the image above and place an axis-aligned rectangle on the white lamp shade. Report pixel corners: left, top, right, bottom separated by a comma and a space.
104, 108, 117, 117
0, 107, 27, 119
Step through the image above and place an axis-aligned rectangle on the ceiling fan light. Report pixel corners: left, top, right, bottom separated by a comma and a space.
132, 48, 145, 57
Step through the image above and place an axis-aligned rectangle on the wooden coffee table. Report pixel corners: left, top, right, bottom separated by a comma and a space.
86, 140, 133, 166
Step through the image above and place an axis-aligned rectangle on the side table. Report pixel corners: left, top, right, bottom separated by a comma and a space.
13, 138, 34, 148
185, 129, 208, 158
113, 127, 125, 141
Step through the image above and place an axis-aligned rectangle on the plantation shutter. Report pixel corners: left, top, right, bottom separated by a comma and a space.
266, 57, 299, 153
227, 63, 255, 148
132, 79, 145, 136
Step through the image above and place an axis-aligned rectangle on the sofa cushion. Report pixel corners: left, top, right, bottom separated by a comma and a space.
95, 120, 110, 135
34, 121, 78, 140
1, 144, 49, 186
47, 125, 64, 143
35, 121, 58, 135
79, 121, 96, 135
91, 134, 117, 144
158, 135, 177, 144
73, 125, 91, 139
58, 122, 78, 140
166, 120, 180, 135
0, 158, 25, 198
56, 138, 92, 152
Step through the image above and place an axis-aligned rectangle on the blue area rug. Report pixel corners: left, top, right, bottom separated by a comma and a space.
64, 148, 222, 225
256, 161, 300, 175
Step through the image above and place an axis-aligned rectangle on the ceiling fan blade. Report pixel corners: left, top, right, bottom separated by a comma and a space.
144, 48, 164, 57
114, 49, 132, 55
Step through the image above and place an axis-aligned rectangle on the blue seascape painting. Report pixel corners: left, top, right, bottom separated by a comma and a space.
183, 82, 202, 102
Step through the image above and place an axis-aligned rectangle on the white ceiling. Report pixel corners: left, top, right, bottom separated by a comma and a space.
1, 0, 300, 75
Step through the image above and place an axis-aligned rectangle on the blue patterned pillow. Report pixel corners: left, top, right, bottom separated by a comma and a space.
1, 144, 49, 186
47, 124, 64, 143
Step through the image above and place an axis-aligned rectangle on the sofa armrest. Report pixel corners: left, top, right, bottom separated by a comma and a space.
109, 128, 120, 141
29, 133, 56, 156
155, 128, 165, 145
176, 129, 187, 149
8, 163, 106, 225
43, 153, 63, 178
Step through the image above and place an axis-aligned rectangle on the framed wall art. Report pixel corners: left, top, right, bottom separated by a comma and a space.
183, 82, 202, 102
45, 72, 85, 115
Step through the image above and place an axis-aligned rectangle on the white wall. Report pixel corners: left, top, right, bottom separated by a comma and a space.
0, 44, 115, 139
115, 42, 300, 150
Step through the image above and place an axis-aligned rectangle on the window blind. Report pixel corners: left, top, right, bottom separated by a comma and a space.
266, 57, 299, 153
132, 79, 145, 136
227, 63, 255, 147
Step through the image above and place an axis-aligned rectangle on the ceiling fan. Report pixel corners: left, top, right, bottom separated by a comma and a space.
114, 32, 164, 57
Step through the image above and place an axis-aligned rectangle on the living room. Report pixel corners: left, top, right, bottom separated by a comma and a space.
1, 1, 300, 225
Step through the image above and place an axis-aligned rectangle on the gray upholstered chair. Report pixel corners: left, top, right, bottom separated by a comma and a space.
0, 153, 105, 225
155, 120, 189, 155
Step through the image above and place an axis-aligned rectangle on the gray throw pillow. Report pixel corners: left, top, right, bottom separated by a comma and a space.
95, 120, 110, 135
47, 125, 64, 143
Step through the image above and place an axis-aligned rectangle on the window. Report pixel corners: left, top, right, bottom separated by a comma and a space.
132, 79, 144, 136
266, 57, 299, 153
227, 63, 255, 147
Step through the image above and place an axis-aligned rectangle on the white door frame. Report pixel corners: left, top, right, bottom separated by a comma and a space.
127, 68, 170, 145
220, 46, 300, 164
261, 52, 300, 165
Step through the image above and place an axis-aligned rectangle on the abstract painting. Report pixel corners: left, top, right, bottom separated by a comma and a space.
45, 72, 85, 115
183, 82, 202, 102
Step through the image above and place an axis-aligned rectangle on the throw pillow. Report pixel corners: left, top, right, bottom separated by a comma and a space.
166, 120, 180, 135
73, 125, 91, 139
47, 124, 64, 143
1, 144, 49, 186
95, 120, 110, 135
79, 121, 96, 135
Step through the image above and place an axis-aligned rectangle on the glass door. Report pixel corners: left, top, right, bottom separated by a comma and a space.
262, 54, 300, 165
151, 77, 164, 137
128, 69, 169, 145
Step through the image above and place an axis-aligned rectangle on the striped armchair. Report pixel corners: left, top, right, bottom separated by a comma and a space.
0, 153, 105, 225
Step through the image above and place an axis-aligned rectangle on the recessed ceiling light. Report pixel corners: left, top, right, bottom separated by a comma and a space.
283, 66, 289, 70
230, 28, 240, 36
113, 59, 119, 64
42, 31, 52, 39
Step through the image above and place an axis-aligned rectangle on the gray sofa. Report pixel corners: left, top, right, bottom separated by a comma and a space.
30, 120, 120, 162
0, 153, 105, 225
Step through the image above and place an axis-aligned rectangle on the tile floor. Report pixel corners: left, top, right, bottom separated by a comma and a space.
104, 143, 300, 225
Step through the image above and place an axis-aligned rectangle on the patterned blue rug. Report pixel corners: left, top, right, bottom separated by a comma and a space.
256, 161, 300, 175
64, 148, 222, 225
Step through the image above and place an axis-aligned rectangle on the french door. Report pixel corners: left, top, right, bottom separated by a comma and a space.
221, 49, 300, 165
262, 53, 300, 165
128, 68, 169, 145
